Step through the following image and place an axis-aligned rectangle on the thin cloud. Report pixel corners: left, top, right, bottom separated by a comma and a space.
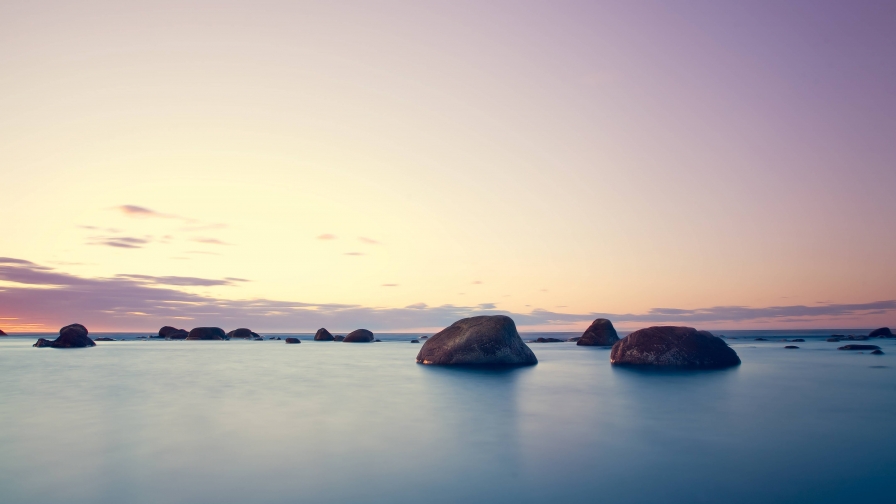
359, 237, 379, 245
90, 236, 151, 249
115, 274, 242, 287
317, 234, 337, 240
116, 205, 175, 219
382, 283, 399, 287
186, 251, 221, 255
472, 280, 482, 284
344, 252, 365, 256
191, 237, 230, 246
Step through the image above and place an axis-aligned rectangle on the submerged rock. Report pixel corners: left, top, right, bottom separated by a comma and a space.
838, 344, 881, 351
419, 336, 428, 340
344, 329, 375, 343
827, 337, 842, 342
755, 338, 769, 341
34, 323, 96, 349
225, 328, 259, 339
334, 335, 345, 342
534, 337, 564, 343
313, 328, 335, 341
416, 315, 537, 366
285, 337, 301, 344
567, 336, 581, 342
784, 345, 799, 349
94, 337, 116, 342
577, 318, 619, 347
871, 349, 885, 355
610, 326, 740, 369
186, 327, 226, 340
160, 326, 189, 339
869, 327, 892, 338
792, 339, 805, 342
410, 339, 420, 343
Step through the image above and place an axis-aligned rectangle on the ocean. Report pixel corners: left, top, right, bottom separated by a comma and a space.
1, 330, 894, 504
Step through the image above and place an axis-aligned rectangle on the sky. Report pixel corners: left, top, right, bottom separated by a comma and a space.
1, 1, 895, 333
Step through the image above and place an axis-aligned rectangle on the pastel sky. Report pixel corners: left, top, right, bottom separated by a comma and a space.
2, 1, 895, 332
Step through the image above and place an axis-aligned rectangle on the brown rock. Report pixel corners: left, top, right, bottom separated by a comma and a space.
344, 329, 374, 343
416, 315, 537, 366
285, 337, 301, 344
186, 327, 225, 340
610, 326, 740, 369
577, 319, 619, 347
314, 328, 335, 341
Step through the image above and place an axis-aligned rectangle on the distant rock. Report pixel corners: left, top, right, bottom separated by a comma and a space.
534, 337, 563, 343
33, 323, 96, 349
848, 335, 869, 341
792, 339, 805, 342
160, 326, 189, 339
94, 337, 116, 341
784, 345, 799, 349
226, 328, 259, 339
826, 337, 842, 342
186, 327, 226, 340
838, 344, 881, 351
334, 335, 345, 342
410, 339, 420, 343
416, 315, 537, 366
375, 339, 382, 342
869, 327, 892, 338
253, 337, 264, 341
871, 349, 884, 355
285, 337, 301, 344
314, 328, 335, 341
577, 318, 620, 347
0, 329, 7, 336
610, 326, 740, 369
419, 336, 428, 340
755, 338, 769, 341
344, 329, 375, 343
276, 337, 281, 340
831, 334, 845, 338
567, 336, 581, 342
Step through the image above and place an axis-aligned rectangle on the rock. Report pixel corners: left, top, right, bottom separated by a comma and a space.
416, 315, 537, 366
160, 326, 189, 339
150, 335, 165, 339
313, 328, 335, 341
94, 337, 116, 341
34, 323, 96, 349
534, 337, 563, 343
276, 337, 281, 340
838, 344, 881, 351
186, 327, 226, 340
826, 337, 842, 342
0, 329, 7, 336
344, 329, 375, 343
253, 337, 264, 341
577, 318, 620, 347
792, 339, 805, 342
334, 335, 345, 341
831, 334, 845, 338
285, 337, 301, 344
784, 345, 799, 349
410, 339, 420, 343
871, 349, 884, 355
374, 339, 382, 342
850, 335, 869, 341
226, 328, 258, 339
869, 327, 892, 338
419, 336, 428, 340
610, 326, 740, 369
567, 336, 581, 342
755, 338, 769, 341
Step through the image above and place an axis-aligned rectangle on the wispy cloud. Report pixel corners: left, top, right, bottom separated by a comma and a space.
344, 252, 365, 256
116, 205, 176, 219
472, 280, 482, 284
191, 237, 230, 246
89, 236, 151, 249
2, 258, 896, 332
382, 283, 398, 287
359, 237, 379, 245
317, 234, 337, 240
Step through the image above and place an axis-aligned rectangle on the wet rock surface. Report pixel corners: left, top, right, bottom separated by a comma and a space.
577, 318, 620, 347
344, 329, 375, 343
285, 337, 301, 344
314, 328, 335, 341
186, 327, 226, 340
33, 324, 96, 348
610, 326, 740, 369
416, 315, 537, 366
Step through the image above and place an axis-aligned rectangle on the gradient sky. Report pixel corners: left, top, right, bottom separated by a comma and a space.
2, 1, 895, 332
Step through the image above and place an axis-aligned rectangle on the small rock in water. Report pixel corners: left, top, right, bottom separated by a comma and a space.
535, 337, 563, 343
160, 326, 189, 339
284, 337, 301, 344
792, 339, 805, 342
276, 337, 281, 340
784, 345, 799, 349
186, 327, 226, 340
871, 349, 884, 355
33, 323, 96, 348
344, 329, 375, 343
410, 339, 420, 343
755, 338, 768, 341
374, 339, 382, 342
416, 315, 537, 366
826, 337, 841, 342
567, 336, 581, 342
869, 327, 892, 338
577, 318, 619, 347
334, 335, 345, 341
94, 337, 116, 341
313, 328, 335, 341
419, 336, 428, 340
838, 344, 881, 351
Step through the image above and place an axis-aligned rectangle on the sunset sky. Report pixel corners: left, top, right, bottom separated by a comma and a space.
2, 1, 895, 332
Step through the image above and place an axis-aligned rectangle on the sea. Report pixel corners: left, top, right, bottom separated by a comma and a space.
1, 329, 894, 504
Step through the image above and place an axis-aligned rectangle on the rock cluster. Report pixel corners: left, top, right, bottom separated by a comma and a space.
610, 326, 740, 369
159, 326, 189, 339
33, 324, 96, 348
416, 315, 537, 366
186, 327, 226, 340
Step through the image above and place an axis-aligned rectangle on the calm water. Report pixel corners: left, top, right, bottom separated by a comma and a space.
1, 331, 894, 504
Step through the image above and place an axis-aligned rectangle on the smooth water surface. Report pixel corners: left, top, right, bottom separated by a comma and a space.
1, 334, 894, 503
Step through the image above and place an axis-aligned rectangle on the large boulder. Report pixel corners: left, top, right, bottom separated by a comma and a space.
610, 326, 740, 369
314, 328, 335, 341
33, 323, 96, 349
226, 328, 259, 339
869, 327, 892, 338
285, 337, 301, 344
416, 315, 537, 366
344, 329, 374, 343
159, 326, 189, 339
186, 327, 226, 340
577, 318, 619, 346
